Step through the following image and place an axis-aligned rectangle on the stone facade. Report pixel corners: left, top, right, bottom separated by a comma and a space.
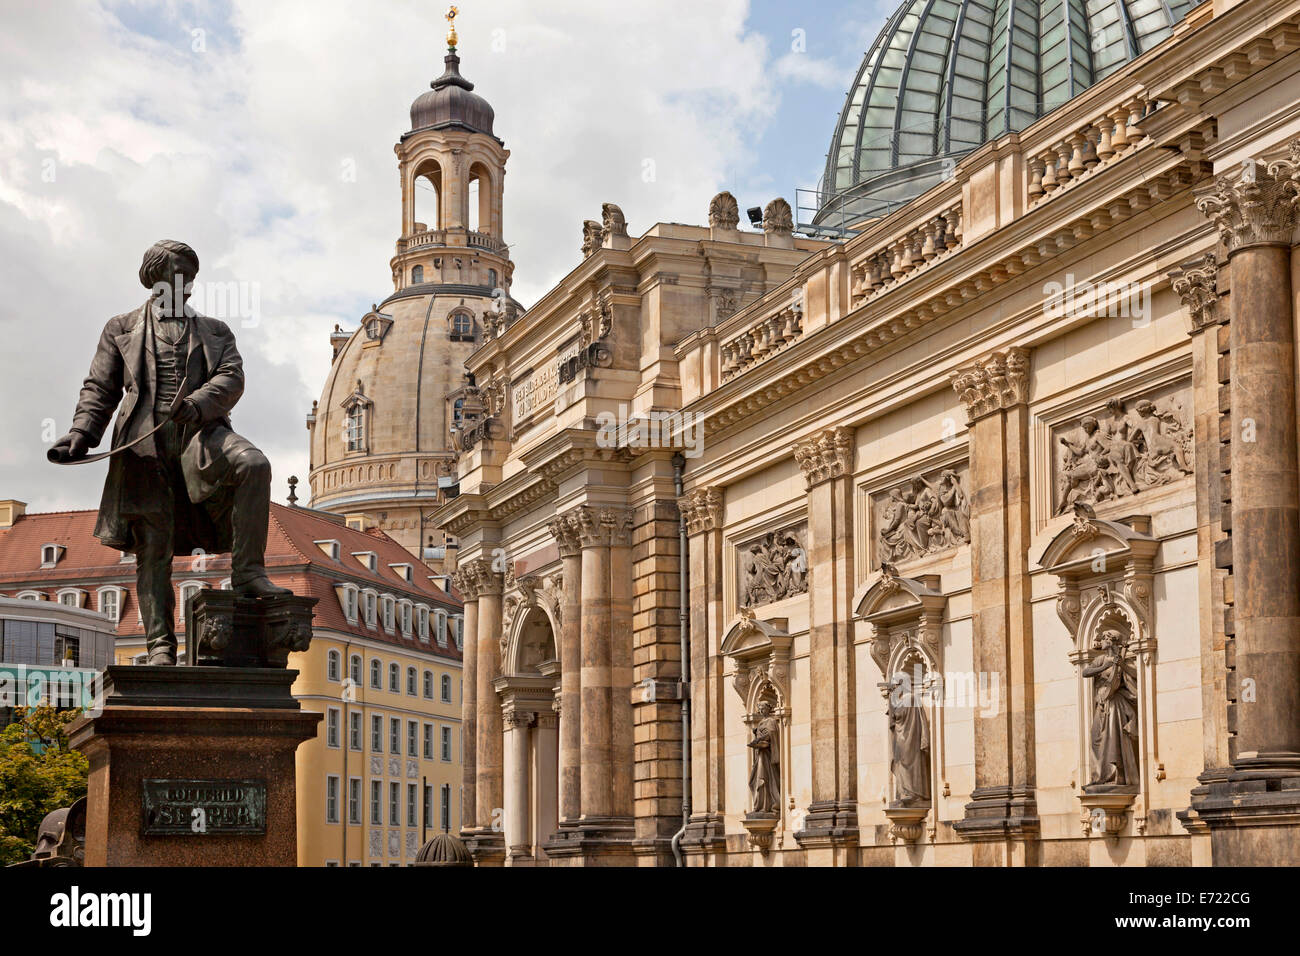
431, 0, 1300, 865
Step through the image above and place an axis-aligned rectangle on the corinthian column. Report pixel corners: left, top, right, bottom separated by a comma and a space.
608, 509, 636, 821
791, 425, 859, 859
949, 347, 1039, 864
451, 566, 480, 833
1188, 150, 1300, 863
547, 512, 583, 825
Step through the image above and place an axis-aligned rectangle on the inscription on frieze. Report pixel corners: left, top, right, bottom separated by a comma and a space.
141, 779, 267, 836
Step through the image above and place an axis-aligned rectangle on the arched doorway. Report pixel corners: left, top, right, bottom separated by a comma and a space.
497, 603, 560, 864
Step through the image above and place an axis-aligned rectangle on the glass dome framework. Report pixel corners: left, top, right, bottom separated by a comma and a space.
815, 0, 1199, 226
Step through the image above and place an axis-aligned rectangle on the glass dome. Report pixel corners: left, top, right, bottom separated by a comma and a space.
815, 0, 1201, 226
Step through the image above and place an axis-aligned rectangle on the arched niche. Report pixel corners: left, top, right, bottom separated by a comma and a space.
720, 608, 793, 852
1037, 506, 1159, 837
500, 572, 562, 678
854, 564, 947, 843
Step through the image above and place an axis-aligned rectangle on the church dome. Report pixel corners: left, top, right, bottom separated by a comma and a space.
409, 54, 496, 139
815, 0, 1199, 225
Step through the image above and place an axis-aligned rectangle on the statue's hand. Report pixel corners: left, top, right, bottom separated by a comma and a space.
172, 399, 201, 426
48, 431, 89, 463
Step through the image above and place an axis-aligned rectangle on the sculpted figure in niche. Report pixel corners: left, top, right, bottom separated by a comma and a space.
1056, 395, 1192, 514
877, 470, 970, 563
888, 672, 931, 804
747, 700, 781, 814
740, 528, 807, 608
1081, 627, 1140, 789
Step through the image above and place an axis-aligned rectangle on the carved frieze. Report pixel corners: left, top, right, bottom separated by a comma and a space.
737, 523, 807, 609
793, 426, 854, 488
873, 465, 970, 567
1053, 383, 1193, 515
950, 347, 1030, 422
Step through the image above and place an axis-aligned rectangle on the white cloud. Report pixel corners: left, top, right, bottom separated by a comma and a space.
0, 0, 781, 516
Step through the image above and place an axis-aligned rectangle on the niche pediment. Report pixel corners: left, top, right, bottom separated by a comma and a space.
1037, 505, 1159, 580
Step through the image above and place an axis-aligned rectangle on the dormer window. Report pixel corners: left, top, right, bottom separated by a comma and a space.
316, 539, 342, 561
336, 584, 360, 624
382, 595, 395, 632
361, 305, 393, 344
97, 586, 124, 623
340, 382, 373, 454
40, 544, 64, 569
362, 590, 378, 628
435, 611, 448, 647
398, 600, 412, 636
353, 551, 378, 573
389, 563, 413, 582
417, 605, 430, 642
56, 588, 85, 608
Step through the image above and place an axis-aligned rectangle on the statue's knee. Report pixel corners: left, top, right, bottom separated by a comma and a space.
233, 448, 270, 481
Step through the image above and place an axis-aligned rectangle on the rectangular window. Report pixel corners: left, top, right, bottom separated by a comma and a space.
326, 707, 340, 748
423, 723, 433, 760
370, 780, 382, 825
441, 726, 452, 762
407, 720, 417, 757
349, 711, 362, 751
407, 783, 417, 827
348, 777, 361, 825
423, 784, 433, 828
423, 671, 433, 699
406, 668, 416, 696
371, 714, 383, 752
440, 784, 451, 831
326, 776, 339, 823
389, 782, 399, 826
390, 717, 400, 754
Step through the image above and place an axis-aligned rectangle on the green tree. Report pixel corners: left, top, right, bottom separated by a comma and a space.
0, 706, 89, 866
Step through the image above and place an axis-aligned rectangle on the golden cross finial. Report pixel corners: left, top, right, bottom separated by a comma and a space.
445, 5, 459, 53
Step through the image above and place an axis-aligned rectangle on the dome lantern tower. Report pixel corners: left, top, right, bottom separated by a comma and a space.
307, 7, 520, 566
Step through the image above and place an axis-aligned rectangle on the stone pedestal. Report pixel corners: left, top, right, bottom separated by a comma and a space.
68, 665, 320, 867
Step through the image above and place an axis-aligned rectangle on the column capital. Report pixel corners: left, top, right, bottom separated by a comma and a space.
457, 556, 503, 597
452, 565, 480, 602
1169, 251, 1221, 334
793, 426, 854, 489
547, 511, 583, 558
1197, 147, 1300, 255
503, 709, 534, 730
950, 347, 1031, 423
574, 504, 629, 547
680, 486, 724, 535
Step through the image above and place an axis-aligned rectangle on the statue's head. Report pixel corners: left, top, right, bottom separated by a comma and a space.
139, 240, 200, 310
756, 700, 773, 717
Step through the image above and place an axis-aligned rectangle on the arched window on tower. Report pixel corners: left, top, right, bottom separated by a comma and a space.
467, 177, 480, 232
488, 268, 498, 291
411, 265, 424, 284
413, 161, 443, 232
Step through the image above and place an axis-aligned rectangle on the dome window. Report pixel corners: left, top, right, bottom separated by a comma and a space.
411, 265, 424, 284
340, 381, 373, 455
449, 312, 474, 342
360, 304, 393, 346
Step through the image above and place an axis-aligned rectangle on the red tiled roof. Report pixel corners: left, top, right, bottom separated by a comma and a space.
0, 504, 462, 659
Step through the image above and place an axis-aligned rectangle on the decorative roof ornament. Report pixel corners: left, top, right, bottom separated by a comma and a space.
445, 5, 459, 54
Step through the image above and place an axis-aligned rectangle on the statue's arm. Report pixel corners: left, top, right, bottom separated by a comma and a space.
187, 320, 245, 422
69, 320, 125, 446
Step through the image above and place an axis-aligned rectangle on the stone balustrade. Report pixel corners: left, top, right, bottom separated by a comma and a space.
849, 201, 962, 308
720, 301, 804, 381
398, 228, 448, 252
1026, 95, 1159, 205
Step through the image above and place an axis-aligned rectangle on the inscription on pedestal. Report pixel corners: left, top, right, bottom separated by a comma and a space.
141, 779, 267, 836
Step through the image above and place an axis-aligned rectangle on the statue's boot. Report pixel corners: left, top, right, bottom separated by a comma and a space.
228, 447, 291, 599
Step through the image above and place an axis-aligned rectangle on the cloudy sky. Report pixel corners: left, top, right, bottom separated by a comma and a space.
0, 0, 897, 514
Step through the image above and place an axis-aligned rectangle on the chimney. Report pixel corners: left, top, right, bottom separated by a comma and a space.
0, 500, 27, 528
